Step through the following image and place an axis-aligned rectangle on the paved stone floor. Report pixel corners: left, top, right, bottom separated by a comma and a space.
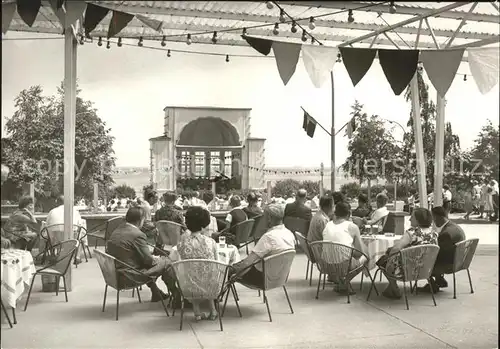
1, 243, 498, 349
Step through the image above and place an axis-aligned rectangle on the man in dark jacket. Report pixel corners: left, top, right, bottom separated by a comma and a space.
284, 189, 312, 221
107, 207, 178, 303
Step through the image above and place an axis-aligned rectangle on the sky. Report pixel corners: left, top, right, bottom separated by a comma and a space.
2, 31, 499, 169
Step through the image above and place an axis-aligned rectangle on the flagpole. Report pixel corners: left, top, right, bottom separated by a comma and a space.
330, 71, 335, 192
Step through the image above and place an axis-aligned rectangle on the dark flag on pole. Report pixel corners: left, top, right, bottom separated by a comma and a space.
302, 111, 317, 138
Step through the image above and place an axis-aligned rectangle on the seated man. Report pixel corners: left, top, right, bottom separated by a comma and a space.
307, 195, 333, 243
106, 207, 180, 304
213, 195, 248, 245
418, 206, 466, 293
45, 195, 89, 263
230, 204, 295, 288
243, 192, 263, 219
155, 191, 185, 226
363, 193, 389, 232
284, 189, 312, 221
352, 194, 372, 219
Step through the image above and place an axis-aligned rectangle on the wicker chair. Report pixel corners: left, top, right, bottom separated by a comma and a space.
222, 249, 296, 322
87, 216, 125, 249
367, 244, 440, 310
40, 224, 91, 266
24, 240, 79, 311
309, 241, 378, 303
171, 259, 228, 331
94, 249, 170, 321
446, 238, 479, 299
295, 232, 316, 286
283, 217, 310, 247
155, 220, 184, 251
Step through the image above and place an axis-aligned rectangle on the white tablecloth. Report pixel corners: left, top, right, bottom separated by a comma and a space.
169, 244, 241, 265
1, 249, 36, 308
362, 235, 400, 271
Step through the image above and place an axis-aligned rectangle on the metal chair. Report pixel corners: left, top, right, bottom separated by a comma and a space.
309, 241, 378, 303
367, 244, 440, 310
171, 259, 228, 331
222, 249, 296, 322
446, 238, 479, 299
40, 224, 91, 266
155, 220, 184, 250
232, 219, 255, 251
24, 240, 79, 311
94, 249, 170, 321
1, 300, 13, 328
250, 215, 267, 243
87, 217, 125, 249
295, 232, 316, 286
283, 216, 310, 248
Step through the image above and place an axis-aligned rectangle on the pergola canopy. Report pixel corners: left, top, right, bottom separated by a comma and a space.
4, 1, 499, 53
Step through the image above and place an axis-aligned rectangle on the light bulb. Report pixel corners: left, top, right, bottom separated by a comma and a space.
348, 10, 354, 23
117, 37, 122, 47
138, 37, 143, 46
301, 30, 307, 42
211, 31, 217, 44
266, 1, 273, 9
291, 21, 297, 33
161, 35, 166, 46
463, 74, 467, 81
167, 49, 171, 57
226, 54, 230, 63
273, 23, 279, 35
186, 33, 192, 45
279, 9, 286, 23
79, 36, 84, 45
308, 17, 316, 30
336, 53, 342, 63
389, 2, 397, 14
106, 40, 110, 49
242, 28, 247, 36
97, 37, 102, 46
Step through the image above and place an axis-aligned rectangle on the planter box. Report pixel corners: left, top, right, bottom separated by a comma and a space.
41, 274, 59, 292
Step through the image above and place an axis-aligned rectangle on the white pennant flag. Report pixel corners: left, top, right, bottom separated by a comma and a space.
467, 47, 500, 95
302, 45, 338, 88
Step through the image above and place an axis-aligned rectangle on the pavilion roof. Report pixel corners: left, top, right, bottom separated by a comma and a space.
4, 1, 499, 52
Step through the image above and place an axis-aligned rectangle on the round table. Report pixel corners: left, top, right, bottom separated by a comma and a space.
362, 235, 400, 271
1, 249, 36, 309
169, 244, 241, 265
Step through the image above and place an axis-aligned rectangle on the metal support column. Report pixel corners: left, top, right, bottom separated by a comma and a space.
410, 75, 427, 209
330, 71, 336, 192
434, 95, 446, 207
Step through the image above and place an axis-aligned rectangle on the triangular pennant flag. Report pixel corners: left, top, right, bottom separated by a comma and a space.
83, 3, 109, 36
467, 47, 500, 95
302, 45, 338, 88
65, 0, 86, 29
243, 35, 273, 56
137, 14, 163, 32
49, 0, 65, 27
273, 41, 302, 85
108, 10, 134, 38
378, 49, 420, 95
2, 2, 16, 34
339, 47, 377, 87
16, 0, 41, 27
420, 49, 464, 98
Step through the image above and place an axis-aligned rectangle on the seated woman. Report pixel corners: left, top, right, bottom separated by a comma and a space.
3, 196, 40, 251
378, 207, 437, 299
322, 202, 368, 294
212, 195, 247, 245
174, 206, 219, 321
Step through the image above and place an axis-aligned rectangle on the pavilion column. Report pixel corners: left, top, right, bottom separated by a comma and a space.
63, 28, 77, 291
433, 95, 446, 207
205, 151, 210, 178
220, 151, 225, 174
409, 74, 428, 209
190, 151, 195, 177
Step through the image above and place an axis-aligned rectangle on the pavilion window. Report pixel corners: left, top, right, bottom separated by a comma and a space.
210, 151, 221, 176
224, 151, 232, 177
194, 151, 205, 177
180, 151, 190, 177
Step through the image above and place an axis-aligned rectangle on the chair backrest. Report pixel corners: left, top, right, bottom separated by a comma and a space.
262, 249, 296, 290
249, 214, 263, 237
46, 239, 78, 274
233, 219, 255, 246
399, 244, 440, 282
309, 241, 359, 282
42, 224, 86, 244
453, 238, 479, 272
94, 249, 119, 289
172, 259, 228, 300
105, 217, 125, 241
369, 214, 388, 234
251, 215, 267, 241
294, 232, 315, 263
283, 216, 310, 236
156, 220, 183, 246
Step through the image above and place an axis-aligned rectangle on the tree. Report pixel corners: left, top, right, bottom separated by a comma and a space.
301, 180, 320, 197
2, 84, 116, 204
272, 179, 301, 197
111, 184, 136, 199
341, 101, 399, 200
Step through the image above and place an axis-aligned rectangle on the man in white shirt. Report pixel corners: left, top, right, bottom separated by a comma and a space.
230, 204, 295, 288
442, 184, 452, 217
45, 195, 88, 263
363, 194, 389, 232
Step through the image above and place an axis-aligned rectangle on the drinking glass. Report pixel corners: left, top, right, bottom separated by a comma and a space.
218, 236, 226, 247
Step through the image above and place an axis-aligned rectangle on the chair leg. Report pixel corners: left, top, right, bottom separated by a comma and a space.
179, 299, 185, 331
215, 300, 223, 331
11, 307, 17, 324
55, 276, 59, 296
116, 289, 120, 321
309, 263, 314, 286
402, 281, 409, 310
62, 276, 68, 303
231, 285, 242, 317
158, 294, 170, 317
305, 260, 309, 280
360, 273, 364, 291
316, 272, 322, 299
322, 273, 326, 290
233, 286, 240, 301
283, 286, 294, 314
221, 287, 230, 317
132, 288, 135, 298
428, 278, 437, 306
85, 244, 92, 259
1, 301, 13, 328
366, 269, 378, 301
263, 290, 272, 322
379, 272, 382, 282
453, 272, 457, 299
466, 269, 474, 294
102, 285, 108, 312
347, 281, 351, 304
24, 275, 37, 311
258, 290, 261, 297
365, 268, 379, 296
136, 288, 142, 303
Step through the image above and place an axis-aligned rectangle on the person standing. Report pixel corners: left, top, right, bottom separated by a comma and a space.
489, 180, 499, 221
472, 180, 482, 215
442, 185, 452, 217
479, 179, 491, 219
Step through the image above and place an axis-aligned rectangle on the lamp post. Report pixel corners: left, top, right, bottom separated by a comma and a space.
386, 120, 407, 211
